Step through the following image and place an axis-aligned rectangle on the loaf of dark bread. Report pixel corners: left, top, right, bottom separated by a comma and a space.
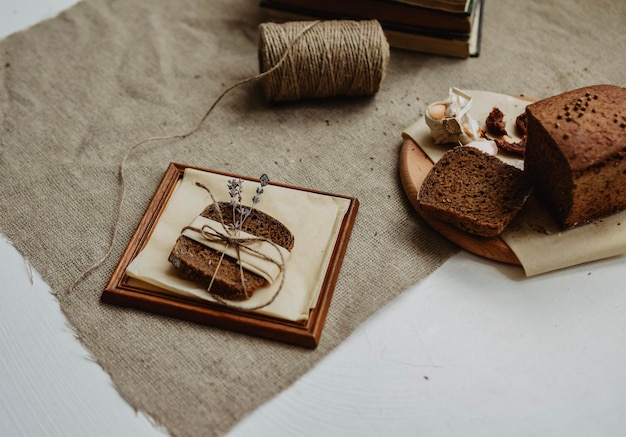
417, 146, 532, 237
524, 84, 626, 228
169, 202, 295, 300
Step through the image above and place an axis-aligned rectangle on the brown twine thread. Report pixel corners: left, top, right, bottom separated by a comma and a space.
259, 20, 390, 102
181, 182, 286, 311
69, 19, 388, 297
68, 20, 321, 295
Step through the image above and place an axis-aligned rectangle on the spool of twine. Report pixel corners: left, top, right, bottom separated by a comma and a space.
71, 20, 386, 294
258, 20, 390, 102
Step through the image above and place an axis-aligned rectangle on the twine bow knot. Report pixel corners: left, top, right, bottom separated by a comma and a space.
182, 183, 287, 311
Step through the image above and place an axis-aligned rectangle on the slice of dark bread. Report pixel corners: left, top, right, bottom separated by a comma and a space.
169, 202, 295, 300
417, 146, 532, 237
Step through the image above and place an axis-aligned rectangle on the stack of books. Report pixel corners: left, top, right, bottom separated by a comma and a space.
260, 0, 484, 58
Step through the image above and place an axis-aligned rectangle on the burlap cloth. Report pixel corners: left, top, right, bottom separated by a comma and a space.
0, 0, 624, 435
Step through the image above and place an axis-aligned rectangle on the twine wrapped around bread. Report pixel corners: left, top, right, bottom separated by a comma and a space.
179, 182, 287, 311
259, 20, 390, 102
69, 20, 384, 295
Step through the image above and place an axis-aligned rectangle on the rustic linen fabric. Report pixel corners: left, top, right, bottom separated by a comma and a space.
0, 0, 624, 435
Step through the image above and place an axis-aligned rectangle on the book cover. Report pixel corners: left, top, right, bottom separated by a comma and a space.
261, 0, 475, 34
261, 0, 484, 58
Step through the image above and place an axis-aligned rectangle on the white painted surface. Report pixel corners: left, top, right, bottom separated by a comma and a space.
1, 2, 165, 436
3, 2, 626, 437
0, 0, 74, 37
0, 235, 168, 437
229, 252, 626, 437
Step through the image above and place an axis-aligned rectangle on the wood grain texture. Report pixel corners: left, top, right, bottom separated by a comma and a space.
102, 163, 359, 348
399, 138, 521, 266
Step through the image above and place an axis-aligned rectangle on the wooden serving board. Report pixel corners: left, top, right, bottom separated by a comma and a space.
399, 91, 537, 266
399, 138, 521, 265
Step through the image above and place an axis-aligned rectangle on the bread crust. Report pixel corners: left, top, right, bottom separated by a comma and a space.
524, 84, 626, 228
168, 202, 294, 300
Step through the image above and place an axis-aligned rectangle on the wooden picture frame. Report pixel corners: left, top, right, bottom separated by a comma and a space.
102, 163, 359, 348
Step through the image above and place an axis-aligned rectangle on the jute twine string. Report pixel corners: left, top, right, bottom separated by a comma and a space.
181, 182, 286, 311
69, 19, 389, 296
259, 20, 390, 102
67, 20, 320, 294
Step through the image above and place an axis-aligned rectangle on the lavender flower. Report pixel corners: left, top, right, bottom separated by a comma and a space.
252, 174, 269, 205
227, 178, 243, 207
226, 174, 269, 234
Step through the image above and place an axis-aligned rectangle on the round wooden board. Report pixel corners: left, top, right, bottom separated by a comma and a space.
399, 137, 521, 266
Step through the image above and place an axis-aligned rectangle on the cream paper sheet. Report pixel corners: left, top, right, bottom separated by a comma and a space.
126, 168, 351, 321
402, 90, 626, 276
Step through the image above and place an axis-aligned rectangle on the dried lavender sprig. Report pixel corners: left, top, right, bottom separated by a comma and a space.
227, 178, 244, 233
226, 174, 270, 233
252, 173, 269, 205
241, 174, 269, 228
